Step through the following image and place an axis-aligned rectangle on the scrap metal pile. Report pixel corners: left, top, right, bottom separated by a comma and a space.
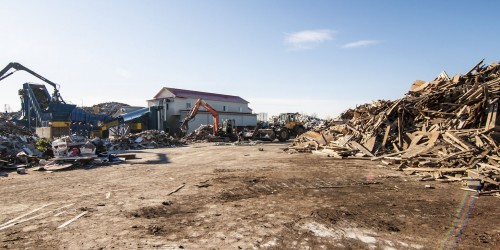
293, 113, 324, 130
269, 113, 324, 130
0, 115, 40, 166
108, 130, 185, 150
290, 59, 500, 191
83, 102, 130, 116
184, 124, 214, 141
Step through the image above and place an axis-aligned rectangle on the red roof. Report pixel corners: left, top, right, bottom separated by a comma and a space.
154, 87, 249, 104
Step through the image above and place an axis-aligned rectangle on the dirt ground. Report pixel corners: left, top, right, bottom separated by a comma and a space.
0, 143, 499, 249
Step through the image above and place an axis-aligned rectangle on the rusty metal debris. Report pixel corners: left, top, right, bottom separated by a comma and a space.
269, 113, 324, 131
184, 124, 214, 141
108, 130, 185, 151
0, 114, 40, 167
82, 102, 130, 116
289, 59, 500, 191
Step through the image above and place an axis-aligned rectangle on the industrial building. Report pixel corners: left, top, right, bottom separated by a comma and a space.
147, 87, 257, 134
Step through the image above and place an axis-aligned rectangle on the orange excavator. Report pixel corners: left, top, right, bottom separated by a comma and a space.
180, 98, 220, 135
179, 98, 237, 141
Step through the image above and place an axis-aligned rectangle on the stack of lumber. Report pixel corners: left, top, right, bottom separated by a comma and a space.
289, 59, 500, 191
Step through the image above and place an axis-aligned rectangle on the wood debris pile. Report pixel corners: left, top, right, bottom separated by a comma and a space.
289, 59, 500, 191
108, 130, 185, 150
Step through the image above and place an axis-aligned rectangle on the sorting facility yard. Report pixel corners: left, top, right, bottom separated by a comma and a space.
0, 143, 499, 249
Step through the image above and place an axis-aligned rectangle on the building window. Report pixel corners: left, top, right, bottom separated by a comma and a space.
223, 106, 226, 111
239, 107, 242, 112
166, 103, 169, 110
186, 103, 191, 109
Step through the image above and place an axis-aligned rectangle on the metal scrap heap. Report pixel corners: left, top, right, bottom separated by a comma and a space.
184, 124, 214, 141
108, 130, 185, 150
292, 113, 324, 130
82, 102, 130, 116
0, 114, 40, 166
289, 59, 500, 191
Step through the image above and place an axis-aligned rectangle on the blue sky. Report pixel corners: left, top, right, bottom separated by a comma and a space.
1, 0, 499, 118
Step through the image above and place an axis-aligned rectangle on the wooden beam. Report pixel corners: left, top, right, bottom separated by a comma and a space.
485, 102, 498, 130
444, 131, 472, 151
477, 163, 500, 172
349, 141, 375, 157
466, 170, 500, 185
397, 113, 403, 149
408, 134, 424, 149
0, 203, 53, 228
381, 125, 391, 149
168, 183, 186, 196
405, 167, 468, 172
57, 211, 88, 229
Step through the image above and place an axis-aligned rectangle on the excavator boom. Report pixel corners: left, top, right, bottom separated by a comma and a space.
180, 98, 219, 134
0, 62, 65, 103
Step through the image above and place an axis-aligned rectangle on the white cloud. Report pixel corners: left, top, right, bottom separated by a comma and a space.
342, 40, 380, 48
284, 29, 335, 50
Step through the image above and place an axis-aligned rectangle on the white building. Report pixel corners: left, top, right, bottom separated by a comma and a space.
147, 87, 257, 134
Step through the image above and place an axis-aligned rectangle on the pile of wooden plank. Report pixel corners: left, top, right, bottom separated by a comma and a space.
289, 59, 500, 191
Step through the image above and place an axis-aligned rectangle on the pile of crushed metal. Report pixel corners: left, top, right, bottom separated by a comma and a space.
294, 113, 324, 130
184, 125, 214, 141
289, 59, 500, 193
82, 102, 130, 116
0, 114, 41, 168
108, 130, 185, 150
270, 113, 324, 130
0, 117, 31, 137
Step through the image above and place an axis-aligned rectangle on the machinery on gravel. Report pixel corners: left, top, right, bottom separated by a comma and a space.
180, 98, 237, 141
243, 112, 306, 142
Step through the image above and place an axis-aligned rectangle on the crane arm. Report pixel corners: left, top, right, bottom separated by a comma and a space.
0, 62, 65, 103
180, 98, 219, 134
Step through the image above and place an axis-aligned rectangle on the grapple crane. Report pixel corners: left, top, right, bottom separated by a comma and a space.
0, 62, 115, 137
0, 62, 65, 103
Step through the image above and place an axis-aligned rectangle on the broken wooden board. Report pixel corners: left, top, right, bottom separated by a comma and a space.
408, 134, 424, 149
301, 131, 327, 145
485, 102, 498, 130
57, 211, 88, 229
466, 169, 500, 185
349, 141, 375, 157
381, 125, 391, 149
401, 143, 430, 159
363, 136, 377, 153
405, 167, 468, 172
477, 163, 500, 172
444, 131, 474, 151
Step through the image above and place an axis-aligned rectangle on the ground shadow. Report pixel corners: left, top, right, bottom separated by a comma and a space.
130, 153, 170, 165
